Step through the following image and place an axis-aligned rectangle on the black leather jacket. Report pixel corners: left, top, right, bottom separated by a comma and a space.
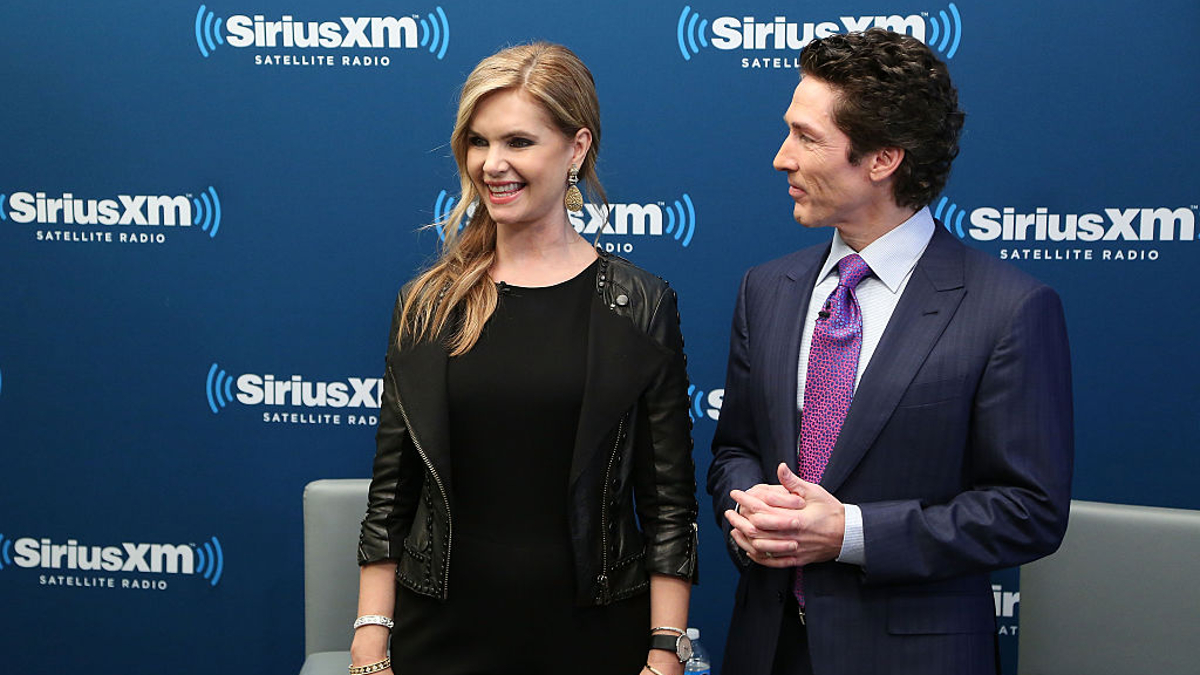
358, 253, 698, 605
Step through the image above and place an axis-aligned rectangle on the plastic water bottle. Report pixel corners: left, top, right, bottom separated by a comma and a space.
684, 627, 711, 674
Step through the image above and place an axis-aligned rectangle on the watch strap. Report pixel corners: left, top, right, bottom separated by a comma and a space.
649, 633, 684, 662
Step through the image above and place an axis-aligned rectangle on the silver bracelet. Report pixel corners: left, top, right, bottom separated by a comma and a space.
649, 626, 686, 635
353, 614, 395, 631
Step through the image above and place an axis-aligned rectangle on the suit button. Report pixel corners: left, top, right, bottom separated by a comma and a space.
776, 590, 785, 604
615, 294, 629, 306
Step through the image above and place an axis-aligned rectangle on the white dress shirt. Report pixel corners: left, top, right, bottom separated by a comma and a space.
796, 207, 936, 566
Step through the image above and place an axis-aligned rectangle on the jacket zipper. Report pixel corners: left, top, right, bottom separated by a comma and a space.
598, 414, 625, 603
388, 363, 453, 596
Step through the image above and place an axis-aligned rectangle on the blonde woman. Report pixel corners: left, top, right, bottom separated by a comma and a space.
352, 43, 698, 675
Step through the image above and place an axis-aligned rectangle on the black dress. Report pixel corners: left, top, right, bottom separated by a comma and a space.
391, 259, 649, 674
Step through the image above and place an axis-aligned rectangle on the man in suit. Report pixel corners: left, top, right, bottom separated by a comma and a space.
707, 29, 1073, 675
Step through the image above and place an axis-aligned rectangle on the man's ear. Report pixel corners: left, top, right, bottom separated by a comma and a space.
868, 146, 905, 182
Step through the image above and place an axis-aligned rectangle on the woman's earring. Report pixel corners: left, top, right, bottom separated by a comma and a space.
564, 165, 584, 212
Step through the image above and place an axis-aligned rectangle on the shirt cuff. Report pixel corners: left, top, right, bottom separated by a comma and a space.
836, 503, 865, 566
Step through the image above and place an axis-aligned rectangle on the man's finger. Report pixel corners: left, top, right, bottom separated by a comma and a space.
744, 510, 802, 533
724, 508, 759, 538
729, 488, 760, 510
731, 527, 800, 554
754, 487, 806, 510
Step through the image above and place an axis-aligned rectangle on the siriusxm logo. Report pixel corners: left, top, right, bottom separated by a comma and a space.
688, 384, 724, 423
677, 3, 963, 62
934, 197, 1199, 243
432, 190, 698, 248
206, 363, 382, 414
1, 187, 222, 238
0, 532, 224, 587
195, 5, 450, 60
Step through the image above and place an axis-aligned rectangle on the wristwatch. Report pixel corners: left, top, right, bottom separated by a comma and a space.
649, 631, 694, 663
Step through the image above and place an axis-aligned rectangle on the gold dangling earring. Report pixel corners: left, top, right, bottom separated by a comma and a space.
564, 165, 584, 212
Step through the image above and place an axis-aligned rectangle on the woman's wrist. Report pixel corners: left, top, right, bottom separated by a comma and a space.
350, 650, 389, 666
349, 625, 390, 664
646, 647, 683, 671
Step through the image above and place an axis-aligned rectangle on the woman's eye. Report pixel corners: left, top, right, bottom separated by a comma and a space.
509, 137, 533, 148
468, 136, 487, 147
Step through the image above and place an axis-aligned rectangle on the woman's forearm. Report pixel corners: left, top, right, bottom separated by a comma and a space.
351, 561, 398, 665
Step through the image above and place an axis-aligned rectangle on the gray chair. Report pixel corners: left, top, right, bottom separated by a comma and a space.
300, 479, 372, 675
1019, 499, 1200, 675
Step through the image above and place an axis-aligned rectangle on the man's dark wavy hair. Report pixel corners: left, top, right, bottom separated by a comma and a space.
799, 28, 964, 210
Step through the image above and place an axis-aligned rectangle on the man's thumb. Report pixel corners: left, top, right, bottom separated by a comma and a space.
777, 462, 806, 493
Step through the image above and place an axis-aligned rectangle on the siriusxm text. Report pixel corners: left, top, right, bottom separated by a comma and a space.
225, 15, 418, 49
236, 374, 383, 408
7, 192, 191, 226
968, 207, 1195, 242
569, 203, 668, 236
13, 538, 194, 574
711, 15, 925, 50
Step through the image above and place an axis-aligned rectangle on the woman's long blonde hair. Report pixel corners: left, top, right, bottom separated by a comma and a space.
400, 42, 607, 355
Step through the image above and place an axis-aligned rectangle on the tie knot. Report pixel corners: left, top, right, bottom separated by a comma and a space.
836, 253, 872, 289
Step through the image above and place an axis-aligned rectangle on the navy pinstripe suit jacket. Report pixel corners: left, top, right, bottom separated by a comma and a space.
708, 225, 1074, 675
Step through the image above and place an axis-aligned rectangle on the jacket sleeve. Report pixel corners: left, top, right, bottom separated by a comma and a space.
633, 285, 700, 582
706, 270, 762, 571
358, 291, 424, 565
858, 284, 1074, 583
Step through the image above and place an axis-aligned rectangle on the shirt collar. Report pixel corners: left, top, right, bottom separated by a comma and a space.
817, 207, 936, 293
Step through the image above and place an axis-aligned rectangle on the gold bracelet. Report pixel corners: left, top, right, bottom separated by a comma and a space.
645, 665, 666, 675
348, 657, 391, 675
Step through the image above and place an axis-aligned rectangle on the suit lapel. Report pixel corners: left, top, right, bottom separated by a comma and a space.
820, 227, 967, 493
569, 291, 670, 486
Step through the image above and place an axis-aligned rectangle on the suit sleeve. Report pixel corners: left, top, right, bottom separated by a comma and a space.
706, 271, 765, 571
858, 284, 1074, 583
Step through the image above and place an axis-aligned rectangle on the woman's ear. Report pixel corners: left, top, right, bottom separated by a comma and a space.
571, 127, 593, 168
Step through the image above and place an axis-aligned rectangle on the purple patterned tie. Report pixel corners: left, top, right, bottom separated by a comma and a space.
794, 253, 872, 605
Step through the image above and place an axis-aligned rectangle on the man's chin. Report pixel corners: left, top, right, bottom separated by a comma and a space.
794, 209, 823, 228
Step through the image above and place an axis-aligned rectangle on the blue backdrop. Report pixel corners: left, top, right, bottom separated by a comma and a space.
2, 1, 1197, 672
